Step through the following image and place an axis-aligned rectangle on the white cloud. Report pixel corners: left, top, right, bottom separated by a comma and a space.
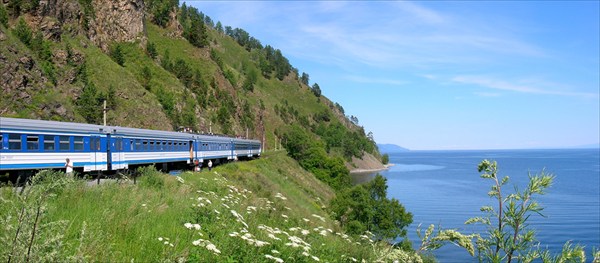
452, 75, 599, 98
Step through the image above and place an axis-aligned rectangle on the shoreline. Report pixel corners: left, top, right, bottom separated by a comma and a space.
350, 163, 395, 174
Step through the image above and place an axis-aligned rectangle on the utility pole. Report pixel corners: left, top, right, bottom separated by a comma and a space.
209, 121, 212, 134
246, 127, 248, 139
103, 100, 107, 126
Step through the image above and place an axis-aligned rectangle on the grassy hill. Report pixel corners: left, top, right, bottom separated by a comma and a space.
0, 152, 396, 262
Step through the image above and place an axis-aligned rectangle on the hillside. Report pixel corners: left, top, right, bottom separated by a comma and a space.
0, 0, 381, 169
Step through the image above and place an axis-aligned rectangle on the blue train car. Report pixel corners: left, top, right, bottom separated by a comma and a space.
0, 117, 261, 176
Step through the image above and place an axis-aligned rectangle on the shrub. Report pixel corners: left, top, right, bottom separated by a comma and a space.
137, 166, 164, 189
13, 17, 32, 46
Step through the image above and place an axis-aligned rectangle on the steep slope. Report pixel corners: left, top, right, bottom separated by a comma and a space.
0, 1, 381, 167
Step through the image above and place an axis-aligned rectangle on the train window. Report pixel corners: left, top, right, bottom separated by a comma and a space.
44, 135, 55, 151
59, 136, 70, 151
8, 134, 21, 150
0, 134, 3, 151
26, 135, 39, 150
135, 140, 141, 151
142, 140, 148, 151
129, 139, 134, 151
149, 141, 155, 151
167, 141, 172, 151
74, 137, 84, 151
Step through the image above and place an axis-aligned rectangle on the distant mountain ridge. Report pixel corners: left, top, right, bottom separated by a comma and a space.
378, 144, 410, 153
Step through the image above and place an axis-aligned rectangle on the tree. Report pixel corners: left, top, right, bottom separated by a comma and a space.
76, 82, 101, 124
382, 154, 389, 165
13, 17, 32, 46
110, 44, 125, 66
141, 66, 152, 90
215, 21, 223, 34
0, 4, 8, 28
300, 72, 309, 86
311, 83, 322, 97
242, 68, 258, 92
330, 174, 413, 240
146, 41, 157, 59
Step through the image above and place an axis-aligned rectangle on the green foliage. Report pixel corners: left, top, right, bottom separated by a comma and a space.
78, 0, 94, 31
13, 17, 32, 46
416, 224, 475, 257
0, 170, 75, 263
76, 81, 102, 124
147, 0, 177, 28
161, 49, 172, 71
314, 122, 378, 159
181, 5, 209, 48
311, 83, 322, 97
282, 125, 351, 191
330, 174, 413, 240
382, 154, 389, 165
242, 67, 258, 92
146, 41, 158, 59
454, 159, 596, 263
41, 61, 57, 86
300, 72, 309, 86
7, 0, 22, 17
141, 65, 152, 90
110, 43, 125, 66
0, 4, 9, 28
137, 166, 165, 189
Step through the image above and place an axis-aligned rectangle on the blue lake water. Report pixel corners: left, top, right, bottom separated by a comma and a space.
353, 149, 600, 262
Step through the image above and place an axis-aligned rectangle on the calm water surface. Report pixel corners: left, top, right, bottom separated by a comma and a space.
353, 149, 600, 262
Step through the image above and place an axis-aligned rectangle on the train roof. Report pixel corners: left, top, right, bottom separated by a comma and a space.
0, 117, 260, 144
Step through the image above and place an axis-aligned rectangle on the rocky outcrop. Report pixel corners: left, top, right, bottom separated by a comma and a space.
88, 0, 146, 51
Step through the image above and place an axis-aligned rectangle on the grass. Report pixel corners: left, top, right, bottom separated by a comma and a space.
1, 152, 380, 262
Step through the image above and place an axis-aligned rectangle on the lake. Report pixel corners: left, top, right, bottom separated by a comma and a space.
352, 149, 600, 262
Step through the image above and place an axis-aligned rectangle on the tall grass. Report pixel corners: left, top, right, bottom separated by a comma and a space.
0, 153, 385, 262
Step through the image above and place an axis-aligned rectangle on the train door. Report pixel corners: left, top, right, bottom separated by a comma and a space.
106, 134, 112, 171
189, 140, 194, 163
111, 136, 124, 170
90, 136, 101, 171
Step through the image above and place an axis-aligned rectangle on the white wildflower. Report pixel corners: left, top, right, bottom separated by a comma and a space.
254, 240, 270, 247
213, 209, 221, 214
274, 193, 287, 200
265, 254, 284, 263
222, 203, 230, 209
268, 233, 281, 240
311, 214, 326, 222
302, 251, 310, 257
319, 230, 327, 236
311, 256, 320, 261
206, 243, 221, 254
350, 257, 358, 262
229, 232, 239, 237
184, 223, 193, 229
142, 204, 147, 207
271, 250, 280, 254
302, 218, 310, 222
193, 224, 201, 230
281, 214, 289, 219
158, 237, 163, 241
301, 229, 310, 236
176, 176, 185, 184
164, 241, 169, 245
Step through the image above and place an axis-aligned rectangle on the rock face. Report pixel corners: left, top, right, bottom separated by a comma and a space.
32, 0, 146, 50
88, 0, 146, 51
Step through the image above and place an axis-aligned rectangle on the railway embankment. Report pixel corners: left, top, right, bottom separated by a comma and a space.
0, 152, 384, 262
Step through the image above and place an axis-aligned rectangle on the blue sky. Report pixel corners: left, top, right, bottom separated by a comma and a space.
188, 1, 600, 150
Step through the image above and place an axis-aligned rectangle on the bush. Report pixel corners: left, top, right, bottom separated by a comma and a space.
0, 4, 8, 28
110, 43, 125, 66
137, 166, 164, 189
382, 154, 389, 165
13, 17, 32, 46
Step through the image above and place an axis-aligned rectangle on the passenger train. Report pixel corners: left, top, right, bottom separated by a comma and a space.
0, 117, 261, 177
